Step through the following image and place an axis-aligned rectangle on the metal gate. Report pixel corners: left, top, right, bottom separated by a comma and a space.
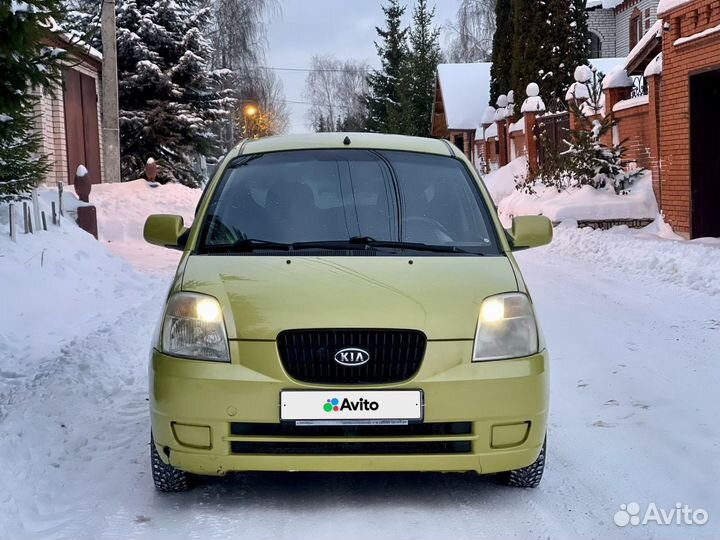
533, 111, 570, 168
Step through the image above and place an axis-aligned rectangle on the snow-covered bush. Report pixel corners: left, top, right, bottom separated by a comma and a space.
528, 66, 642, 195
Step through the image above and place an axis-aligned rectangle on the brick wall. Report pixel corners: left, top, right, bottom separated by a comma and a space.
588, 8, 618, 57
659, 0, 720, 235
615, 101, 653, 168
509, 129, 527, 161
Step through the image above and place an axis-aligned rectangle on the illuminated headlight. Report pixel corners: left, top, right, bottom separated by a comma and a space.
473, 293, 539, 361
161, 292, 230, 362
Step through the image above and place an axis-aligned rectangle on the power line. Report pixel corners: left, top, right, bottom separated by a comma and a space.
252, 65, 373, 74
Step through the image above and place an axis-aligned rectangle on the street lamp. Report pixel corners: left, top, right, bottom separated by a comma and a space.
244, 104, 258, 117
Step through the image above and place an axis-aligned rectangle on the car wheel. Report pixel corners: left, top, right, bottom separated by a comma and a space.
502, 436, 546, 488
151, 436, 193, 492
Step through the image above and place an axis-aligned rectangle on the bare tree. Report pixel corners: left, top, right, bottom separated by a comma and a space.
235, 68, 289, 139
445, 0, 497, 63
304, 55, 370, 132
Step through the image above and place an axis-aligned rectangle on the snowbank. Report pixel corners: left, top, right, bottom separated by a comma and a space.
482, 156, 528, 204
542, 220, 720, 296
0, 199, 151, 404
493, 166, 658, 222
90, 180, 201, 274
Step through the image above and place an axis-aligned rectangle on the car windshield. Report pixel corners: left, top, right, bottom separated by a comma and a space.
198, 149, 500, 255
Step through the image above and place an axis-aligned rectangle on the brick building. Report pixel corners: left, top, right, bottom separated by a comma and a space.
656, 0, 720, 238
34, 32, 105, 187
587, 0, 661, 57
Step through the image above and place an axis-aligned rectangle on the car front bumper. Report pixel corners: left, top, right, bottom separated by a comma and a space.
150, 341, 549, 476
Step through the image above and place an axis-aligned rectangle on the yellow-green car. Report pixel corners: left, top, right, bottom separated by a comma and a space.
144, 133, 552, 492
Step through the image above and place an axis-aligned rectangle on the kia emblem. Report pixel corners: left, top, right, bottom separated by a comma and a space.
334, 348, 370, 367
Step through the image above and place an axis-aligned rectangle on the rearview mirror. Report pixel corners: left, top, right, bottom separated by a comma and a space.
144, 214, 189, 250
507, 216, 553, 250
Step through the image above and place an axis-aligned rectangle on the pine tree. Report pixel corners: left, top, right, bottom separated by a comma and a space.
365, 0, 408, 134
63, 0, 102, 50
116, 0, 230, 187
489, 0, 512, 104
510, 0, 589, 106
399, 0, 441, 137
0, 0, 65, 202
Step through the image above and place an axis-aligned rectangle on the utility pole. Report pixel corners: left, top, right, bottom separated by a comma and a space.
101, 0, 121, 183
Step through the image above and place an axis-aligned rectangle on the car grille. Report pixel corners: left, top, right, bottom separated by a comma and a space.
229, 422, 473, 455
277, 329, 427, 384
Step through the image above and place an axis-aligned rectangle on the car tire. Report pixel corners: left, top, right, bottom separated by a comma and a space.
151, 436, 193, 492
502, 437, 546, 488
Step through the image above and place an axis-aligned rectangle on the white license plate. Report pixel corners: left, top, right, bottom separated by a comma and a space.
280, 390, 423, 422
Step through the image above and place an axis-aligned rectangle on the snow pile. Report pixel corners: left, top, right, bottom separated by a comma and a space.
541, 220, 720, 296
644, 52, 663, 77
492, 163, 658, 222
0, 200, 150, 404
602, 66, 634, 89
90, 179, 201, 273
482, 156, 528, 204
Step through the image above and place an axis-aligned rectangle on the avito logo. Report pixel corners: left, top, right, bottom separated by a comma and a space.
324, 397, 380, 412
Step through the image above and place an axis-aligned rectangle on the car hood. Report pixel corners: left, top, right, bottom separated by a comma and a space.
181, 255, 518, 340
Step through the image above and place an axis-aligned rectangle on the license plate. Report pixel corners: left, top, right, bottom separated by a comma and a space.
280, 390, 423, 422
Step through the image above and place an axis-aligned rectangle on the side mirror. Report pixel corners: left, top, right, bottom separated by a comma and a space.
144, 214, 189, 250
507, 216, 553, 250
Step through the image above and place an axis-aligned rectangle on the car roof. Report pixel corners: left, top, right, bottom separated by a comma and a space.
230, 132, 461, 159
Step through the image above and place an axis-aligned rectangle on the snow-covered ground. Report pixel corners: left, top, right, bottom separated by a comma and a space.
1, 182, 719, 540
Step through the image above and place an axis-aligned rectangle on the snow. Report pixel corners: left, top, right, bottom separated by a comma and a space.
644, 52, 663, 77
76, 164, 88, 177
0, 114, 13, 123
483, 156, 528, 202
489, 161, 658, 222
509, 116, 525, 133
565, 81, 591, 101
602, 66, 634, 89
2, 178, 720, 539
675, 22, 720, 46
90, 179, 200, 274
484, 121, 498, 139
587, 57, 625, 76
625, 19, 663, 72
436, 63, 492, 130
612, 94, 650, 112
586, 0, 625, 9
574, 65, 592, 83
480, 105, 496, 125
521, 96, 546, 114
657, 0, 694, 16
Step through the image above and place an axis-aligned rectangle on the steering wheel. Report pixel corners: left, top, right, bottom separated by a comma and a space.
403, 216, 454, 243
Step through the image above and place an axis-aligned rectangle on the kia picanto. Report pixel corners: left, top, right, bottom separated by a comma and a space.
144, 132, 552, 492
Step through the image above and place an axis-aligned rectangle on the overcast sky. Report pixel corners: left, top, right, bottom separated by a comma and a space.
266, 0, 461, 133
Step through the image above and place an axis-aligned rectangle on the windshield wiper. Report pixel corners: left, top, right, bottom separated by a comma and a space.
348, 236, 479, 255
203, 238, 292, 253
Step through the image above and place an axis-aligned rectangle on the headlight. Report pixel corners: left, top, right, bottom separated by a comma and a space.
161, 292, 230, 362
473, 293, 539, 361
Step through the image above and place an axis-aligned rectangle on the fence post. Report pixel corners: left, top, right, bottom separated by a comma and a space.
521, 83, 546, 174
9, 203, 16, 242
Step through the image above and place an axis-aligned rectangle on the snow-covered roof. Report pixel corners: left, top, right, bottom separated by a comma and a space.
588, 57, 625, 76
625, 19, 662, 73
657, 0, 693, 16
436, 63, 492, 131
644, 52, 663, 77
586, 0, 624, 9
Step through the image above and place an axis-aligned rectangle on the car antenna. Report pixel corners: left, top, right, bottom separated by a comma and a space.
343, 136, 351, 146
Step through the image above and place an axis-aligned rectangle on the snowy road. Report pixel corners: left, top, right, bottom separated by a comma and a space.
2, 227, 719, 539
